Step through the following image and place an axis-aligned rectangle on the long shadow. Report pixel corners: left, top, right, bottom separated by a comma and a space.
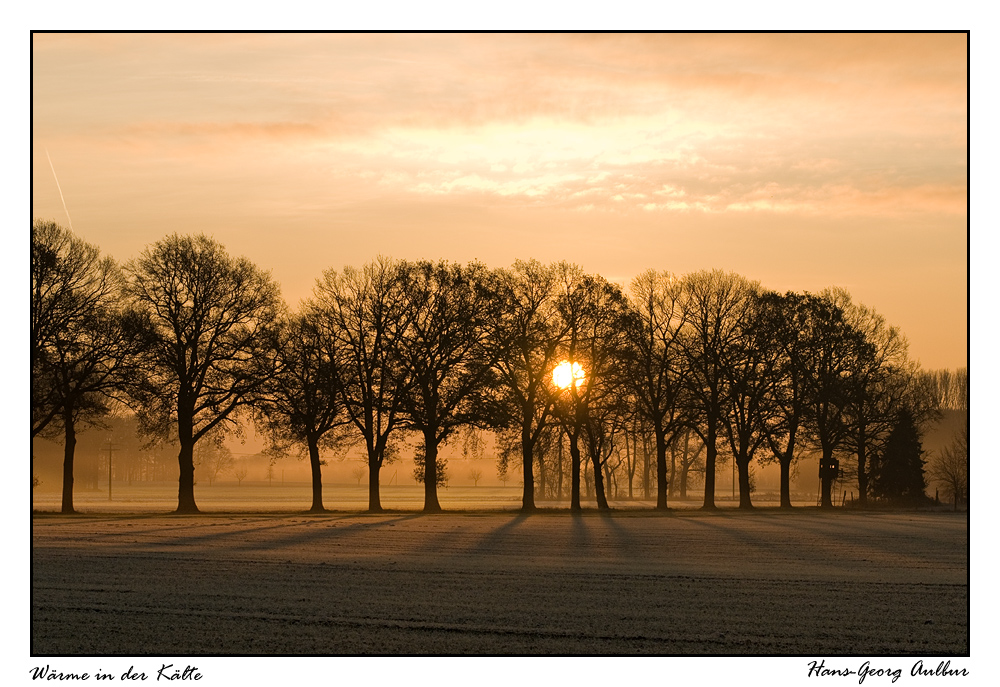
117, 513, 425, 553
569, 510, 591, 549
470, 512, 531, 556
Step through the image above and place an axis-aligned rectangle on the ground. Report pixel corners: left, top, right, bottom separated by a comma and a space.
31, 502, 967, 655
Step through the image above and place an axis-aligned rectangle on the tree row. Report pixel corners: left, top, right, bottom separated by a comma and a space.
31, 221, 964, 514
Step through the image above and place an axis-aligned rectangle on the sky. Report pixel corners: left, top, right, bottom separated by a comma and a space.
31, 32, 968, 370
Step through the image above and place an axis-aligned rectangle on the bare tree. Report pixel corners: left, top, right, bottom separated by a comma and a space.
928, 421, 968, 511
234, 463, 248, 486
255, 312, 347, 512
31, 221, 150, 513
919, 367, 968, 412
469, 468, 483, 486
718, 286, 785, 509
677, 270, 758, 509
826, 289, 936, 506
124, 233, 282, 513
195, 435, 234, 486
490, 260, 567, 511
552, 268, 635, 510
395, 260, 504, 512
800, 292, 867, 508
351, 465, 366, 485
756, 291, 837, 508
628, 269, 688, 509
312, 257, 414, 513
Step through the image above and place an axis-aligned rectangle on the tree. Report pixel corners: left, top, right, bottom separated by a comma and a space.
717, 286, 781, 509
552, 268, 635, 510
928, 421, 968, 511
826, 290, 939, 506
628, 269, 688, 510
256, 312, 346, 512
312, 257, 415, 513
490, 260, 567, 511
396, 260, 503, 512
31, 220, 150, 513
469, 468, 483, 486
351, 465, 366, 485
234, 463, 248, 486
124, 233, 282, 513
869, 409, 927, 504
920, 367, 968, 411
195, 436, 234, 486
32, 220, 106, 440
755, 292, 832, 508
677, 270, 758, 509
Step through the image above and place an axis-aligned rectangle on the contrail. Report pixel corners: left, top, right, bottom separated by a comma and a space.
45, 148, 73, 230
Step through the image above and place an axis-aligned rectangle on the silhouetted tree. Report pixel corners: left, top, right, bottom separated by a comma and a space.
312, 257, 415, 513
125, 233, 282, 513
928, 421, 968, 511
549, 263, 589, 510
671, 427, 706, 499
677, 270, 758, 509
552, 268, 635, 510
490, 260, 567, 511
255, 313, 346, 512
627, 269, 688, 510
801, 294, 867, 508
469, 468, 483, 486
919, 367, 968, 412
31, 220, 150, 513
32, 219, 96, 440
234, 463, 248, 486
869, 409, 927, 504
717, 284, 783, 509
755, 291, 832, 508
350, 465, 366, 485
828, 289, 936, 506
396, 260, 504, 512
195, 434, 234, 486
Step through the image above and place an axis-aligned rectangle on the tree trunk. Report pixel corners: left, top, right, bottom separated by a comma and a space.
60, 412, 76, 514
820, 446, 835, 508
702, 415, 718, 509
175, 439, 198, 513
737, 453, 753, 509
307, 438, 325, 513
174, 408, 199, 513
176, 438, 198, 513
591, 450, 609, 509
667, 435, 676, 498
569, 432, 582, 511
556, 435, 564, 501
422, 429, 442, 513
367, 453, 383, 513
520, 421, 536, 512
779, 454, 793, 508
537, 448, 546, 502
779, 428, 797, 508
655, 427, 669, 510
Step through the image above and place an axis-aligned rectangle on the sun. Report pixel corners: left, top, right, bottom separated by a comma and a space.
552, 360, 586, 389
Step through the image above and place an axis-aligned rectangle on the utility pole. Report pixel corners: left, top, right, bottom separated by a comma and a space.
104, 439, 119, 501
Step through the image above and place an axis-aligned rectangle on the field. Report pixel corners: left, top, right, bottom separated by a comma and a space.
31, 486, 968, 656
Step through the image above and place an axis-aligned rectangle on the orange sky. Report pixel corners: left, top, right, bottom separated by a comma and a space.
31, 32, 968, 369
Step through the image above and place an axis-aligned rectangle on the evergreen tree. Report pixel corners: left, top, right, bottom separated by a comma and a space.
869, 409, 927, 504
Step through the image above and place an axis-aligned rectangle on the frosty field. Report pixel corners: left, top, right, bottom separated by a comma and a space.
31, 500, 967, 655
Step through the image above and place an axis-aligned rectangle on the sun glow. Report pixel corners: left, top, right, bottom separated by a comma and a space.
552, 360, 586, 389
